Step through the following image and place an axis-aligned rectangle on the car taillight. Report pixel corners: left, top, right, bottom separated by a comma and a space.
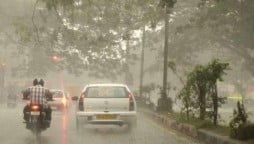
31, 105, 39, 111
128, 93, 135, 111
78, 94, 85, 111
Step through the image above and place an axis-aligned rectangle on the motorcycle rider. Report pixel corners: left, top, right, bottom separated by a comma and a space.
23, 78, 52, 127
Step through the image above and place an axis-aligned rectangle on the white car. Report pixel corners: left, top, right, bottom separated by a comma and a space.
48, 89, 70, 111
74, 84, 137, 131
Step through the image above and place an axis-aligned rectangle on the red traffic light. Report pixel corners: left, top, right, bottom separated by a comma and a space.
0, 62, 6, 68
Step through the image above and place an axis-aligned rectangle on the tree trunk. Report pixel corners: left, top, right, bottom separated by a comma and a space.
139, 27, 146, 97
162, 5, 170, 98
199, 89, 206, 120
212, 84, 218, 125
186, 104, 190, 120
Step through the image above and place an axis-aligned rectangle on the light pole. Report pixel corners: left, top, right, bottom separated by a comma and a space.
139, 26, 146, 98
158, 0, 177, 111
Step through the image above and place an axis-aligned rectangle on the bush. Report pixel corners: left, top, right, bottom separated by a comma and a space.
229, 101, 254, 140
235, 124, 254, 140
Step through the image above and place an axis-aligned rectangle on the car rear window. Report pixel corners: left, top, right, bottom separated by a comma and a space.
85, 87, 128, 98
52, 91, 63, 98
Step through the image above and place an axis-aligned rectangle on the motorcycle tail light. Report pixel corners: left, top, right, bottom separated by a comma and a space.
31, 105, 39, 111
62, 97, 67, 107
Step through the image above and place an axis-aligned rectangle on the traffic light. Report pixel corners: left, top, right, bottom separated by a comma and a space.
51, 55, 61, 63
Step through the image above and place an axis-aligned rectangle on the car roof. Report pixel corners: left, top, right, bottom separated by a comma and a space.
86, 83, 127, 87
82, 83, 129, 92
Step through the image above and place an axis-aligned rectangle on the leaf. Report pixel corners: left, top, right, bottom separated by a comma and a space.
168, 61, 176, 73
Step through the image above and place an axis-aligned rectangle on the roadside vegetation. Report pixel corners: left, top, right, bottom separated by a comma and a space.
167, 111, 230, 136
140, 59, 254, 140
173, 59, 254, 140
168, 59, 230, 136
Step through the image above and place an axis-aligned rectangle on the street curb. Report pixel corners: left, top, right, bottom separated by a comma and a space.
141, 109, 244, 144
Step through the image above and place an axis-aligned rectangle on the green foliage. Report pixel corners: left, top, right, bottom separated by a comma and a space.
42, 0, 74, 10
163, 0, 254, 84
168, 111, 230, 135
159, 0, 177, 8
12, 0, 163, 78
207, 59, 230, 83
177, 84, 197, 119
168, 61, 176, 73
196, 0, 254, 75
13, 19, 33, 43
177, 59, 229, 123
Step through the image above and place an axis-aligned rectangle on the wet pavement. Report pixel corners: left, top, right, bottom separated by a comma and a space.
0, 102, 202, 144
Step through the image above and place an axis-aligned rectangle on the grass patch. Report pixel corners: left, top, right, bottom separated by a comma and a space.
160, 111, 230, 136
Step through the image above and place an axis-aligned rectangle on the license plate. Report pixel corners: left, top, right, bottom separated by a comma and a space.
30, 111, 40, 115
96, 114, 117, 120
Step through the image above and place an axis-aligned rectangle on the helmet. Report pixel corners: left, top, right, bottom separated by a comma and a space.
39, 79, 44, 86
33, 79, 38, 86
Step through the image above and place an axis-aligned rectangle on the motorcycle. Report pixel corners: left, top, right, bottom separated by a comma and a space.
25, 104, 49, 139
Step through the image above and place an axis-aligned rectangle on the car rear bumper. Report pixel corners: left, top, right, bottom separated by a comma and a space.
48, 103, 67, 110
76, 111, 137, 125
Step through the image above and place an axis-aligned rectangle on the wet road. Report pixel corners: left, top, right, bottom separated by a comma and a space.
0, 102, 202, 144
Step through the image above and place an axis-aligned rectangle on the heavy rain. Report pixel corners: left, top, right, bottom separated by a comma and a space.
0, 0, 254, 144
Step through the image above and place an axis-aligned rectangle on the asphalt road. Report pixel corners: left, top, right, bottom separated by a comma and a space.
0, 102, 202, 144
